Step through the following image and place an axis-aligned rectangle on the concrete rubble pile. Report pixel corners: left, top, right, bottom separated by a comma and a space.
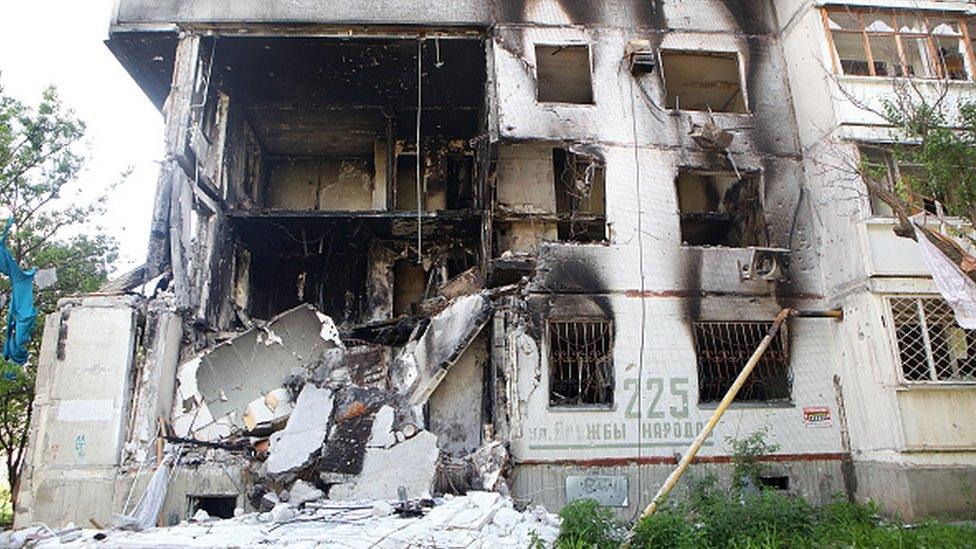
8, 491, 560, 548
69, 270, 532, 537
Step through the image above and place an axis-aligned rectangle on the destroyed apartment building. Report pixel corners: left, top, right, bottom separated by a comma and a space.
13, 0, 976, 530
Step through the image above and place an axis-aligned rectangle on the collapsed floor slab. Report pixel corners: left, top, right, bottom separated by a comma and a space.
172, 305, 342, 439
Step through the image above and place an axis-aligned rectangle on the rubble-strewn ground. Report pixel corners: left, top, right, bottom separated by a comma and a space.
10, 492, 559, 548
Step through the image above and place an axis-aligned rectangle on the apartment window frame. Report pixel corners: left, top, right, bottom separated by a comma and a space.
547, 317, 615, 408
887, 296, 976, 384
534, 43, 596, 105
822, 7, 976, 80
692, 320, 792, 404
552, 147, 608, 243
675, 169, 768, 248
659, 49, 749, 114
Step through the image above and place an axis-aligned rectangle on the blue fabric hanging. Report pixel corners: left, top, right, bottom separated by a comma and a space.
0, 218, 35, 364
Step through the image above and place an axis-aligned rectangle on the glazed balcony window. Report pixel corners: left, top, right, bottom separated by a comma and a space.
823, 7, 976, 80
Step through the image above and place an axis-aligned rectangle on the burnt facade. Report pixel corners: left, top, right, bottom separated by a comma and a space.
14, 0, 976, 528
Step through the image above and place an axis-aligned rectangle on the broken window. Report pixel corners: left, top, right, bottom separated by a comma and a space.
857, 145, 938, 217
824, 8, 976, 80
553, 148, 606, 242
693, 321, 791, 403
535, 45, 594, 104
675, 171, 766, 247
660, 51, 747, 113
188, 495, 237, 519
548, 319, 614, 407
890, 297, 976, 382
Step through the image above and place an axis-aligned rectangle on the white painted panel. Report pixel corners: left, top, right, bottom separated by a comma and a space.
57, 399, 115, 422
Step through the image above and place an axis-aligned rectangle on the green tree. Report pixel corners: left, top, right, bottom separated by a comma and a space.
0, 81, 118, 521
844, 78, 976, 278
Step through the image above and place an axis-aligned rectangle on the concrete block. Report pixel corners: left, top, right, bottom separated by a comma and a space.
329, 430, 440, 500
395, 294, 492, 407
265, 385, 334, 475
367, 405, 396, 449
184, 305, 341, 434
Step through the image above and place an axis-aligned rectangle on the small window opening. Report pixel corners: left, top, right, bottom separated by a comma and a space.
759, 476, 790, 490
553, 148, 606, 242
694, 321, 791, 403
661, 51, 747, 113
548, 319, 614, 407
536, 45, 594, 104
676, 171, 766, 247
188, 495, 237, 519
890, 297, 976, 382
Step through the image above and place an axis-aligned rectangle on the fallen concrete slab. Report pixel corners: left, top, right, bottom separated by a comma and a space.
318, 385, 391, 476
265, 385, 334, 476
329, 430, 440, 500
394, 293, 492, 407
172, 305, 342, 438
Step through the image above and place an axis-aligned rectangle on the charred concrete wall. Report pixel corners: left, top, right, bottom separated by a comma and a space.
484, 0, 839, 517
17, 0, 969, 528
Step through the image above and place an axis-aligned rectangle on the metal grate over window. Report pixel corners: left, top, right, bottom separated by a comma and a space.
548, 319, 614, 407
693, 321, 791, 403
890, 297, 976, 382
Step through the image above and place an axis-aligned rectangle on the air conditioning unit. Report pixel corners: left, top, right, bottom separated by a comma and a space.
738, 247, 790, 281
625, 40, 656, 75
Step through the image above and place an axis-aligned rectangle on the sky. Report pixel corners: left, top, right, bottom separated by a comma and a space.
0, 0, 164, 272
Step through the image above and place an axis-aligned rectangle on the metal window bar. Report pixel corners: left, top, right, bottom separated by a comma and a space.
548, 319, 614, 406
890, 297, 976, 382
693, 321, 791, 403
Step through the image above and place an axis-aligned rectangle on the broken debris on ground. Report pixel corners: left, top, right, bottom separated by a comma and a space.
10, 492, 559, 549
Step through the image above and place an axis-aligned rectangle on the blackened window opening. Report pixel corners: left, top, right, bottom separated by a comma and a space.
553, 149, 607, 242
188, 495, 237, 519
694, 321, 791, 403
548, 319, 614, 406
676, 171, 767, 247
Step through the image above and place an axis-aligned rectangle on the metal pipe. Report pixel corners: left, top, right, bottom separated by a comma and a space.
793, 308, 844, 320
632, 308, 793, 525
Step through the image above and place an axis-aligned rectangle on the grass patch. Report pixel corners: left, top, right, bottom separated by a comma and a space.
557, 432, 976, 548
556, 498, 626, 549
557, 492, 976, 548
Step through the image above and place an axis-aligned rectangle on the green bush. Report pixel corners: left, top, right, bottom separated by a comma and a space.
556, 498, 625, 549
693, 489, 814, 548
561, 490, 976, 548
631, 506, 698, 548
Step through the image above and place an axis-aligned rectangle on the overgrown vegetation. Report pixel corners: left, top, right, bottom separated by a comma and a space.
0, 81, 119, 518
840, 76, 976, 283
555, 430, 976, 548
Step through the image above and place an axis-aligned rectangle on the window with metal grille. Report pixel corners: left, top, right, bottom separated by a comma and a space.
890, 297, 976, 382
693, 321, 791, 403
548, 319, 614, 407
